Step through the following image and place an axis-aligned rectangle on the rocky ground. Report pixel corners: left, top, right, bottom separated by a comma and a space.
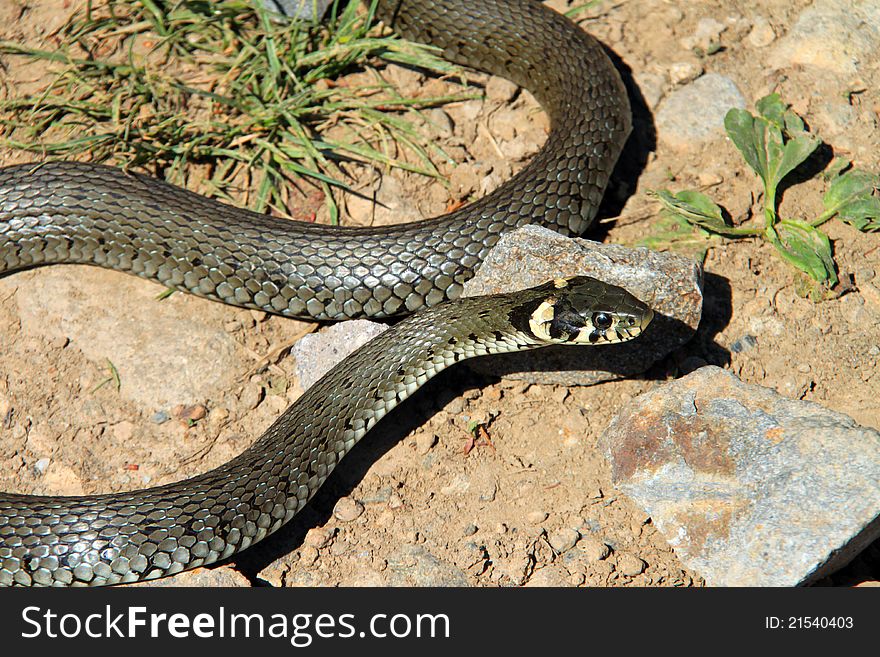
1, 0, 879, 587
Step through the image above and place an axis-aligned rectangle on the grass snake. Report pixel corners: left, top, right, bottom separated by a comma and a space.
0, 0, 647, 586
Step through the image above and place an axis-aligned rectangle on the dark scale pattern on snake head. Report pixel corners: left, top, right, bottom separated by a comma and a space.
0, 0, 630, 321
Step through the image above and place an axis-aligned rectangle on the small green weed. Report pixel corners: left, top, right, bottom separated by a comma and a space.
646, 93, 879, 295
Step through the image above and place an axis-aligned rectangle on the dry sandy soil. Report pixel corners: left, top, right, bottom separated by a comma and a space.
1, 0, 878, 586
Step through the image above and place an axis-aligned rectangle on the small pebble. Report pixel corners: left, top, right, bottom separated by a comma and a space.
548, 528, 580, 553
172, 404, 207, 423
299, 546, 319, 566
33, 457, 50, 476
151, 410, 170, 424
239, 383, 264, 411
524, 565, 569, 587
486, 77, 518, 103
304, 527, 334, 549
616, 553, 646, 577
527, 511, 549, 525
551, 387, 569, 403
463, 524, 478, 537
415, 432, 438, 455
668, 61, 703, 85
698, 172, 724, 186
578, 536, 611, 562
387, 491, 404, 510
425, 108, 453, 135
731, 334, 758, 353
333, 497, 365, 522
50, 336, 69, 349
747, 16, 776, 47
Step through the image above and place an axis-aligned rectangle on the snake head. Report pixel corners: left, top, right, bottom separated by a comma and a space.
524, 276, 653, 345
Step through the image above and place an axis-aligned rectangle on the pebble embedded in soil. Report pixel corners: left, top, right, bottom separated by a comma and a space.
333, 497, 365, 522
616, 553, 646, 577
304, 527, 334, 549
548, 528, 581, 554
656, 73, 746, 147
578, 536, 611, 563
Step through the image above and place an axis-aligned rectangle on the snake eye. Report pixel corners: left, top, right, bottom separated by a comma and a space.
593, 312, 613, 330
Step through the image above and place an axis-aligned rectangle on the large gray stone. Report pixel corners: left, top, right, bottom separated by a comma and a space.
601, 366, 880, 586
292, 319, 389, 390
462, 225, 703, 385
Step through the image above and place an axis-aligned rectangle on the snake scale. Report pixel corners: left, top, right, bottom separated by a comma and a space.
0, 0, 649, 586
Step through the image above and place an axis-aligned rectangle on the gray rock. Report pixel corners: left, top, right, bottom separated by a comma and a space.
263, 0, 333, 21
656, 73, 746, 147
385, 544, 470, 586
772, 0, 880, 75
4, 268, 242, 410
601, 366, 880, 586
462, 225, 703, 385
292, 320, 389, 390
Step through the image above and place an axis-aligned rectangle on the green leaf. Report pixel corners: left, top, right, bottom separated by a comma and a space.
756, 93, 786, 127
724, 108, 767, 182
649, 189, 757, 236
724, 96, 819, 190
774, 132, 820, 188
822, 156, 851, 181
823, 169, 880, 231
768, 219, 838, 286
637, 212, 716, 262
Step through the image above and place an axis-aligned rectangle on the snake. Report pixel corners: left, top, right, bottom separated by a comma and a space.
0, 0, 644, 586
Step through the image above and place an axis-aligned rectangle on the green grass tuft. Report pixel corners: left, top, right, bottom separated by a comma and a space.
0, 0, 475, 222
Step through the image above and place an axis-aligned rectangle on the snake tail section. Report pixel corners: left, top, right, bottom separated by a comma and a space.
0, 0, 630, 320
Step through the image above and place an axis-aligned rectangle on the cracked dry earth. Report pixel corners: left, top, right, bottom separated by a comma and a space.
1, 0, 879, 587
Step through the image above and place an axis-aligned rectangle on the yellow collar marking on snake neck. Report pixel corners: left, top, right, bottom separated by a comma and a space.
528, 296, 558, 341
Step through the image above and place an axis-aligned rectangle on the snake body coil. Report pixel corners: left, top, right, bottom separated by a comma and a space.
0, 0, 630, 320
0, 0, 641, 586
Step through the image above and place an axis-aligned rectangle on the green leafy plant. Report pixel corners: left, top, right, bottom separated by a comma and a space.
0, 0, 474, 221
647, 93, 880, 290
